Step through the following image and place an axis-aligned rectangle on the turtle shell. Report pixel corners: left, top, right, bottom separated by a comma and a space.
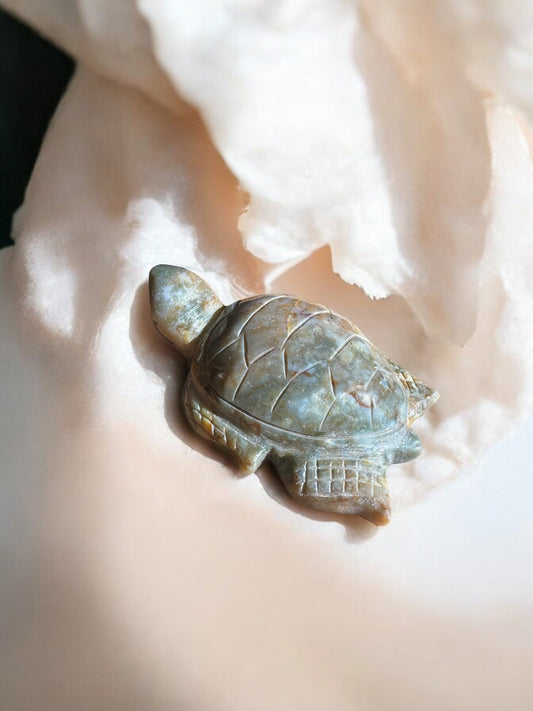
198, 295, 408, 437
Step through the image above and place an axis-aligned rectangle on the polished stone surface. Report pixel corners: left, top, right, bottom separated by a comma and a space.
150, 265, 438, 525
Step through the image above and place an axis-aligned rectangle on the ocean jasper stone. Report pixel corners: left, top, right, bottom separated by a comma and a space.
149, 265, 439, 525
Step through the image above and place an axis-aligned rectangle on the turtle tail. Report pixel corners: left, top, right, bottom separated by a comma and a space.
149, 265, 222, 355
387, 359, 439, 422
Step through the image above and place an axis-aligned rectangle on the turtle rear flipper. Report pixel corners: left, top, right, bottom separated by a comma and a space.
272, 454, 391, 526
387, 359, 439, 421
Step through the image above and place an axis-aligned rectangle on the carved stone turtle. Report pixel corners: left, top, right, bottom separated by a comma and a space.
149, 265, 439, 525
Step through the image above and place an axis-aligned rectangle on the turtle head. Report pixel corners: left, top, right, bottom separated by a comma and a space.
149, 265, 222, 356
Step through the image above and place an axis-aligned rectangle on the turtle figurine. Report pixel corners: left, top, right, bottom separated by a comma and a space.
149, 265, 439, 525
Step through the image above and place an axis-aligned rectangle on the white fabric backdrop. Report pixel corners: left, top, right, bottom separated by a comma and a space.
1, 2, 532, 709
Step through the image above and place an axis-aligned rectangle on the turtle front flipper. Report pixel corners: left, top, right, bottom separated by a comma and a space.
183, 377, 269, 474
387, 358, 439, 421
271, 454, 391, 526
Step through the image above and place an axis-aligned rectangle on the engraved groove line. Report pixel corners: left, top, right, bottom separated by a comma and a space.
274, 331, 381, 427
279, 309, 330, 349
233, 347, 277, 400
319, 364, 391, 432
299, 458, 386, 497
270, 360, 323, 413
208, 295, 284, 363
329, 332, 360, 360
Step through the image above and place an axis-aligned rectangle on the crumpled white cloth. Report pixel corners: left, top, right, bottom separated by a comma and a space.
1, 1, 532, 710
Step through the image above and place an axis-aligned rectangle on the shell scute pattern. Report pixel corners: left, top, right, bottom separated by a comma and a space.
201, 295, 407, 437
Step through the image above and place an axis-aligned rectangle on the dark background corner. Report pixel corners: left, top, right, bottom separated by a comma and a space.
0, 8, 74, 249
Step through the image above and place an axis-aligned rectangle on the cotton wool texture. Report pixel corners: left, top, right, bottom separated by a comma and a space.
1, 2, 533, 710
